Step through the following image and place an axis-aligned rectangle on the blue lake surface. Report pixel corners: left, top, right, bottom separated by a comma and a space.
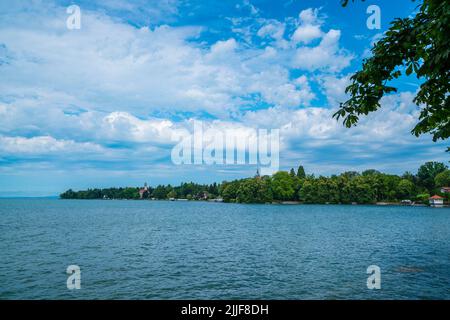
0, 199, 449, 299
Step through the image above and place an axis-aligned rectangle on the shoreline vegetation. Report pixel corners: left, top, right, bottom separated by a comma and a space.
60, 162, 450, 206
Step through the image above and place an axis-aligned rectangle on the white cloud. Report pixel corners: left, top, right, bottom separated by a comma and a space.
246, 66, 315, 108
292, 24, 322, 44
298, 8, 320, 25
318, 74, 351, 107
291, 9, 322, 44
101, 112, 179, 144
293, 29, 353, 72
211, 38, 238, 54
0, 136, 104, 155
257, 22, 285, 41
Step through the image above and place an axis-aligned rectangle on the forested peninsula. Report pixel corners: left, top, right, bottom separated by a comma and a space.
60, 162, 450, 205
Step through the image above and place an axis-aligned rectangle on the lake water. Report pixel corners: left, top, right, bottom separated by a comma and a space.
0, 199, 449, 299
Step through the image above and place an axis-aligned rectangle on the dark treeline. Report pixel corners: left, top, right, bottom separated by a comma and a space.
60, 161, 450, 204
60, 182, 220, 200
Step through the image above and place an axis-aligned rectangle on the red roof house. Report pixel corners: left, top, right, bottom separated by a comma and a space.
429, 195, 444, 207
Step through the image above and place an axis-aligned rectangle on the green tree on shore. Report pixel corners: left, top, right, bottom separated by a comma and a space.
236, 178, 273, 204
417, 161, 448, 192
296, 165, 306, 179
271, 171, 295, 201
435, 170, 450, 188
397, 179, 415, 199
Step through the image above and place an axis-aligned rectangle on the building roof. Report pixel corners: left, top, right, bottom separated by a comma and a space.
430, 195, 444, 200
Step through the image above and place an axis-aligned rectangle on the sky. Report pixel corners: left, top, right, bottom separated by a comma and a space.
0, 0, 448, 196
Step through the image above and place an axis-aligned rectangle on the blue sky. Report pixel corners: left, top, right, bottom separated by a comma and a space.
0, 0, 448, 196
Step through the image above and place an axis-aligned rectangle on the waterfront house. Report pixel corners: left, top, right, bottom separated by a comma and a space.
429, 195, 444, 207
441, 187, 450, 193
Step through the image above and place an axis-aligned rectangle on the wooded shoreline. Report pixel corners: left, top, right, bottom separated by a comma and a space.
60, 162, 450, 206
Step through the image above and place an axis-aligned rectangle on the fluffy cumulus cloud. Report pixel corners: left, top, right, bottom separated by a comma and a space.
293, 29, 353, 72
291, 8, 322, 44
0, 0, 446, 194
